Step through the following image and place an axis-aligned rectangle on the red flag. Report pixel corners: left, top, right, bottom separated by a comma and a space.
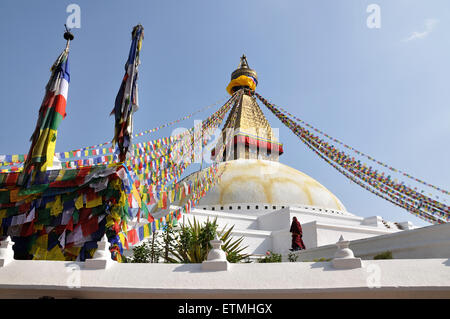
81, 216, 99, 237
66, 216, 74, 232
148, 192, 156, 205
127, 193, 133, 207
127, 229, 139, 245
21, 220, 35, 237
123, 234, 129, 250
162, 192, 168, 210
113, 220, 120, 233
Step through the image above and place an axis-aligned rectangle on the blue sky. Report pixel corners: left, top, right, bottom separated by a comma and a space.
0, 1, 448, 227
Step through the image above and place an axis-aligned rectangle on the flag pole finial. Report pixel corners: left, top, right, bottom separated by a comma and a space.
63, 24, 74, 43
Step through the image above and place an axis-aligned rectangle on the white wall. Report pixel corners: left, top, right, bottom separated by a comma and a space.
229, 229, 273, 255
184, 209, 259, 230
196, 203, 289, 217
292, 222, 450, 261
0, 258, 449, 298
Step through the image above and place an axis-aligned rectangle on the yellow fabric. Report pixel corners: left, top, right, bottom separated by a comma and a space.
110, 178, 122, 190
46, 245, 66, 260
118, 192, 127, 208
32, 248, 46, 260
31, 128, 58, 171
226, 75, 257, 95
143, 224, 150, 238
86, 195, 103, 208
65, 246, 81, 257
31, 234, 49, 259
105, 215, 115, 228
118, 233, 126, 247
50, 195, 63, 216
75, 194, 84, 209
35, 234, 48, 249
131, 184, 142, 208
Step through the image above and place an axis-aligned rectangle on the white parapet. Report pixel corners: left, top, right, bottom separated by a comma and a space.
0, 258, 449, 298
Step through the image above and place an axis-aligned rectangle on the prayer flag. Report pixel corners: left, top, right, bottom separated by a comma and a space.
23, 44, 71, 181
111, 25, 144, 162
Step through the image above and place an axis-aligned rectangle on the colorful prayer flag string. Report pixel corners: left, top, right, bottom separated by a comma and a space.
257, 95, 449, 197
255, 92, 449, 224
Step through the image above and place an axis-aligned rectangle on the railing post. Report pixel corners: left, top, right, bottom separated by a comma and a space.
202, 235, 229, 271
332, 235, 362, 269
0, 236, 14, 267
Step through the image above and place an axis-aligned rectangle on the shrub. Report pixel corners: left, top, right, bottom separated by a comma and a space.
130, 241, 152, 263
129, 231, 164, 263
288, 252, 299, 262
169, 217, 250, 263
312, 257, 332, 262
258, 250, 282, 263
373, 251, 393, 260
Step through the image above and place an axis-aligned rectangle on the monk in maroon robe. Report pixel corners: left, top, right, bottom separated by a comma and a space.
290, 217, 306, 251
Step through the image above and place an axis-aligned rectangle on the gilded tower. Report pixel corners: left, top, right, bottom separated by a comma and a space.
211, 55, 283, 162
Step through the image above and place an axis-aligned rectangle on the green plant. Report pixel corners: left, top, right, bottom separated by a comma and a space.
258, 250, 282, 263
129, 230, 164, 263
161, 222, 180, 263
373, 251, 393, 260
149, 231, 163, 263
218, 223, 250, 263
288, 252, 299, 262
169, 217, 250, 263
130, 241, 152, 263
312, 257, 332, 262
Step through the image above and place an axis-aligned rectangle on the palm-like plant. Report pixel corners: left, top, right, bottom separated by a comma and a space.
168, 217, 250, 263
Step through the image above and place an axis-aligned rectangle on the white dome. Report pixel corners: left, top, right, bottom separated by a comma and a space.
189, 159, 346, 211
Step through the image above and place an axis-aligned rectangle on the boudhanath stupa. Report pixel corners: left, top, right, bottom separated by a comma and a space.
142, 55, 421, 259
0, 27, 449, 299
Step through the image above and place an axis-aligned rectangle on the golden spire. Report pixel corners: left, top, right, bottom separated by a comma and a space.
213, 56, 283, 162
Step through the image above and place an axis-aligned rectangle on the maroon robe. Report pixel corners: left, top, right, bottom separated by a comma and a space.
290, 217, 306, 250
